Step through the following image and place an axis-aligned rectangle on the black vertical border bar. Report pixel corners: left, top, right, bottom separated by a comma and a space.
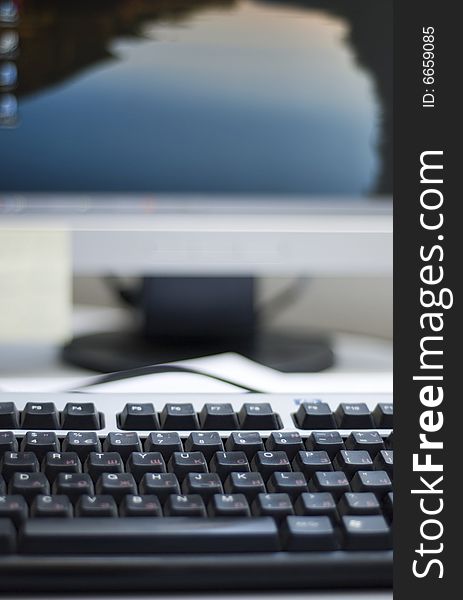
395, 0, 459, 597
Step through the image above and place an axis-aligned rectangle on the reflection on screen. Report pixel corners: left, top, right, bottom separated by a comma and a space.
0, 0, 392, 196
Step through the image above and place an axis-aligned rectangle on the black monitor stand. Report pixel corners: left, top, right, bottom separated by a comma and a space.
62, 277, 334, 373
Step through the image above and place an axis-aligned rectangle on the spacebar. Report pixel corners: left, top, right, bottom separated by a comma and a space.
19, 517, 281, 554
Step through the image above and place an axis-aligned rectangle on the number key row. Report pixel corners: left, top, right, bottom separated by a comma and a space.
0, 430, 392, 464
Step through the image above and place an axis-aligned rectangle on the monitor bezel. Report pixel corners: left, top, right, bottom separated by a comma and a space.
0, 193, 392, 276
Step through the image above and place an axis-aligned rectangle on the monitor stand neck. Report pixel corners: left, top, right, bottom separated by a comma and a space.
62, 276, 334, 373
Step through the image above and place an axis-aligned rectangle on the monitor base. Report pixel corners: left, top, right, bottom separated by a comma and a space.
61, 331, 334, 374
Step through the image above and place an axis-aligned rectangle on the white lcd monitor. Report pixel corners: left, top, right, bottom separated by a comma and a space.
0, 0, 392, 276
0, 0, 392, 370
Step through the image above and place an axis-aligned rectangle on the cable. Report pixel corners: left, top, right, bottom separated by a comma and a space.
102, 276, 141, 307
258, 278, 310, 322
69, 363, 263, 393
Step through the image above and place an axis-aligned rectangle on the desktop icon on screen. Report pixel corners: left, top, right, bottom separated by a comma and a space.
0, 30, 18, 56
0, 92, 17, 126
0, 61, 16, 88
0, 1, 18, 25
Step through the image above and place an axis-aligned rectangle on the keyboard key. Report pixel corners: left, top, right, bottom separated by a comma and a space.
294, 402, 336, 430
182, 473, 223, 500
84, 452, 124, 481
95, 473, 137, 502
145, 432, 183, 461
252, 493, 294, 520
334, 403, 374, 429
374, 450, 393, 477
345, 431, 385, 456
372, 403, 393, 428
52, 473, 94, 503
61, 403, 100, 430
0, 402, 19, 429
251, 451, 291, 481
185, 431, 224, 461
168, 452, 208, 481
386, 432, 393, 449
164, 494, 206, 517
31, 495, 73, 518
1, 452, 39, 482
224, 472, 266, 501
265, 432, 304, 460
267, 472, 308, 499
139, 473, 180, 503
75, 495, 118, 518
62, 432, 101, 460
126, 452, 166, 482
43, 452, 82, 482
306, 432, 345, 459
292, 451, 332, 478
160, 404, 199, 430
19, 517, 280, 554
282, 516, 339, 551
0, 519, 16, 554
120, 495, 162, 517
9, 472, 50, 502
21, 403, 60, 430
238, 403, 280, 430
333, 451, 373, 478
294, 493, 338, 520
208, 494, 250, 517
0, 495, 28, 527
351, 471, 392, 498
342, 515, 392, 550
103, 432, 142, 460
209, 451, 250, 481
309, 472, 350, 500
225, 432, 264, 459
337, 492, 381, 516
20, 431, 59, 460
119, 403, 159, 431
383, 492, 393, 520
0, 431, 18, 453
199, 403, 239, 430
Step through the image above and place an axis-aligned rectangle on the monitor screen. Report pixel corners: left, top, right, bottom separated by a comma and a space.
0, 0, 392, 198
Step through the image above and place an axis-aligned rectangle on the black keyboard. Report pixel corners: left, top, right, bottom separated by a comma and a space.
0, 393, 393, 592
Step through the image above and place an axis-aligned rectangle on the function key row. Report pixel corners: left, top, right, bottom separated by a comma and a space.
120, 403, 281, 431
294, 402, 393, 429
122, 402, 393, 431
1, 401, 393, 431
0, 402, 281, 431
0, 402, 102, 431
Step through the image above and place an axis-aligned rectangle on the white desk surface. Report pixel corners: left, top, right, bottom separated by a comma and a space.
0, 307, 392, 599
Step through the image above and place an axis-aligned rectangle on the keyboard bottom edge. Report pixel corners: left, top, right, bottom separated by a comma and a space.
0, 552, 393, 592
